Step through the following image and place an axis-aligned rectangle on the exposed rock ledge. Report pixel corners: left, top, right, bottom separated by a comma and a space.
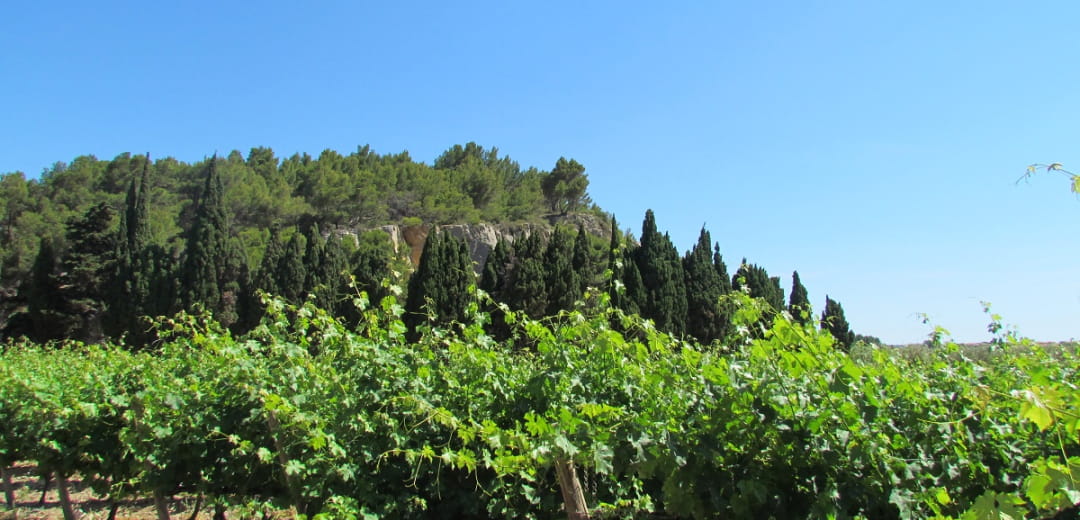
336, 213, 611, 274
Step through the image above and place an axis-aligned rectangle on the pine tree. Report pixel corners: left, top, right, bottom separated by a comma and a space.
634, 210, 687, 335
788, 270, 811, 326
821, 295, 855, 351
683, 227, 724, 343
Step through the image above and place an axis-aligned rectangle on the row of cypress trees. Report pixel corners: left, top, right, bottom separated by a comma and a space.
14, 158, 854, 349
407, 209, 856, 350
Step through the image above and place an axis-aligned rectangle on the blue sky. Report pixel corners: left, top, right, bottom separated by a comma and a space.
3, 1, 1078, 344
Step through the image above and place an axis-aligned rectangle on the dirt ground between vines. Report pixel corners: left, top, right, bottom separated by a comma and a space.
1, 462, 280, 520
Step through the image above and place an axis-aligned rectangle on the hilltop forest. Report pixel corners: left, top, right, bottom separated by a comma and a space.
0, 142, 854, 347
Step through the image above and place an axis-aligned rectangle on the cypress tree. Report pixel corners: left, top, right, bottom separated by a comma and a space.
713, 245, 732, 294
106, 157, 157, 342
606, 215, 620, 296
712, 244, 735, 339
633, 210, 687, 335
732, 261, 785, 312
321, 234, 351, 316
683, 227, 724, 343
256, 227, 286, 297
480, 238, 509, 298
405, 230, 473, 334
607, 215, 645, 316
276, 232, 307, 303
303, 223, 339, 309
26, 237, 72, 341
62, 203, 116, 340
571, 224, 594, 295
788, 270, 811, 326
618, 246, 646, 316
180, 156, 242, 325
350, 230, 393, 308
821, 295, 855, 351
544, 226, 579, 314
505, 232, 548, 318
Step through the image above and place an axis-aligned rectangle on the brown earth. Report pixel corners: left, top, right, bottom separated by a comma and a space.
0, 462, 278, 520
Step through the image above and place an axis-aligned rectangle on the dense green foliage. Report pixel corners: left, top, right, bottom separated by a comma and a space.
1, 142, 865, 356
0, 143, 608, 340
0, 292, 1076, 519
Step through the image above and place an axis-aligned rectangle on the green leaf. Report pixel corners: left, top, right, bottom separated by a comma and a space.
284, 459, 305, 476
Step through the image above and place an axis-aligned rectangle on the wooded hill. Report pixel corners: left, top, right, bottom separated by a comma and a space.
0, 142, 855, 347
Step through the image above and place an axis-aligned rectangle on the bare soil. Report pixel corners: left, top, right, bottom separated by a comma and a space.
0, 462, 266, 520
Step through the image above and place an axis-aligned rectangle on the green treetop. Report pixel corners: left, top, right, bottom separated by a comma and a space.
821, 295, 855, 351
541, 157, 590, 214
634, 210, 687, 336
683, 227, 726, 344
788, 270, 811, 326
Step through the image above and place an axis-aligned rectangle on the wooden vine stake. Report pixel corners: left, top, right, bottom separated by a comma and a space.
266, 410, 302, 518
1, 466, 14, 509
555, 459, 590, 520
56, 473, 79, 520
152, 489, 171, 520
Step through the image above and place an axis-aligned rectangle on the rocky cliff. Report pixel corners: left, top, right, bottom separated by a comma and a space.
339, 213, 612, 273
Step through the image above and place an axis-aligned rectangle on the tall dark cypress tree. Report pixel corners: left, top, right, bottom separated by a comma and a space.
405, 230, 473, 334
788, 270, 811, 326
683, 227, 725, 343
106, 157, 159, 342
276, 232, 307, 303
349, 231, 393, 309
62, 203, 116, 341
303, 224, 330, 306
821, 295, 855, 351
544, 226, 579, 314
606, 215, 621, 297
607, 215, 645, 316
180, 155, 242, 326
732, 261, 785, 312
504, 232, 548, 318
256, 228, 286, 298
571, 224, 594, 295
26, 237, 72, 342
633, 210, 687, 335
321, 234, 351, 316
480, 238, 509, 298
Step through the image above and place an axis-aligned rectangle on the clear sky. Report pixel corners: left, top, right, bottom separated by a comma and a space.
2, 1, 1078, 344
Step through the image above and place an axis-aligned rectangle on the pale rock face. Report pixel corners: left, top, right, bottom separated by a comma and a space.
335, 214, 610, 275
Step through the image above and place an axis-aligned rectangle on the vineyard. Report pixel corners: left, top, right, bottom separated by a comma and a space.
1, 290, 1078, 520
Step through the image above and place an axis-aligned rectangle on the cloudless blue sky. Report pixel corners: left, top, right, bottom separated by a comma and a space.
3, 1, 1078, 344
